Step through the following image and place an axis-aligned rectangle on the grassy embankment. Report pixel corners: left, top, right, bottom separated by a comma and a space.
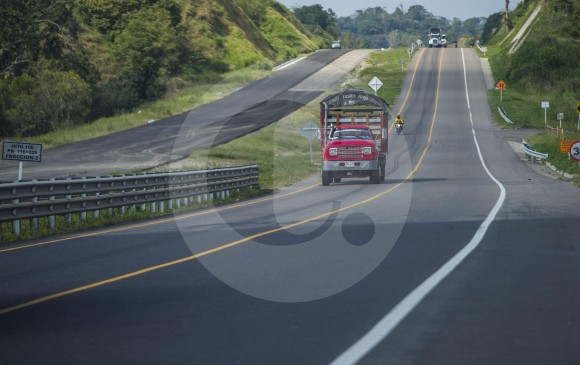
477, 0, 580, 184
17, 67, 272, 149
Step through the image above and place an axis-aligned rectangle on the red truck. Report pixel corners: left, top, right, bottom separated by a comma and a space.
319, 89, 389, 186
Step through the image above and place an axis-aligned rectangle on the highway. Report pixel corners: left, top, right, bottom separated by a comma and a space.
1, 48, 579, 364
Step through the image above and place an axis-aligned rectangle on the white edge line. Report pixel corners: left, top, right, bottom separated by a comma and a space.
330, 49, 507, 365
273, 56, 306, 71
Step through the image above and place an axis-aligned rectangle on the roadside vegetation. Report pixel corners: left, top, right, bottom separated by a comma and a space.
335, 5, 484, 49
22, 66, 271, 148
479, 0, 579, 180
0, 47, 411, 243
0, 0, 329, 141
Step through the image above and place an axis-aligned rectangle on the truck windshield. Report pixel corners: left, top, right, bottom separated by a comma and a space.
331, 129, 372, 140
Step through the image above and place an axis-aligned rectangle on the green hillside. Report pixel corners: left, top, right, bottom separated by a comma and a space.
483, 0, 578, 93
0, 0, 328, 139
480, 0, 579, 180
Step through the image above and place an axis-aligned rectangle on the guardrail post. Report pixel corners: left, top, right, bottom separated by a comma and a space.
66, 178, 72, 223
12, 196, 20, 236
94, 192, 100, 219
49, 179, 56, 230
31, 196, 39, 231
80, 177, 87, 221
120, 174, 126, 215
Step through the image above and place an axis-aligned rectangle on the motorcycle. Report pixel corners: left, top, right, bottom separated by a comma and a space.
394, 122, 403, 134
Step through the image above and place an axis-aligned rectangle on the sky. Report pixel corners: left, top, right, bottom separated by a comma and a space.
277, 0, 524, 20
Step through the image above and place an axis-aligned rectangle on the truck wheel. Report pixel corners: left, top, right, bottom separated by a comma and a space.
370, 169, 380, 184
322, 171, 331, 186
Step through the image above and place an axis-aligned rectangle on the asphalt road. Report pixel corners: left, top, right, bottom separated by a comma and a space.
0, 48, 579, 365
0, 49, 354, 181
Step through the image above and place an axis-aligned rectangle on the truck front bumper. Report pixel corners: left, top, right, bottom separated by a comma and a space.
322, 160, 379, 175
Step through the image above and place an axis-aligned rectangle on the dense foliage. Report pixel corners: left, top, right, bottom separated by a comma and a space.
332, 5, 484, 48
0, 0, 320, 138
483, 0, 579, 93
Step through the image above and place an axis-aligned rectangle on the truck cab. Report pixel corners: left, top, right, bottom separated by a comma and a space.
428, 28, 442, 48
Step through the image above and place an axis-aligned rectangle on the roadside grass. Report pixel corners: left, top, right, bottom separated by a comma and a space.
525, 132, 580, 187
484, 44, 580, 178
487, 87, 580, 178
488, 86, 579, 130
348, 48, 410, 109
175, 101, 323, 190
8, 66, 272, 149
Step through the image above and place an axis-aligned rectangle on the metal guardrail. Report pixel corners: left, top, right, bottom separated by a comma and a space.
476, 41, 488, 55
522, 141, 548, 162
498, 106, 513, 124
0, 165, 259, 239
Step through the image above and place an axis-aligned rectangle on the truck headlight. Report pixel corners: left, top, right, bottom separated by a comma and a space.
363, 147, 372, 155
329, 148, 338, 156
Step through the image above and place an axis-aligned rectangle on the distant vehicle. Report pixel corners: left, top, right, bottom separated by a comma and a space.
331, 40, 341, 49
428, 28, 441, 37
428, 28, 444, 48
428, 36, 440, 48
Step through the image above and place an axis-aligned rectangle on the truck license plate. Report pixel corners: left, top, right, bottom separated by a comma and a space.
345, 161, 355, 167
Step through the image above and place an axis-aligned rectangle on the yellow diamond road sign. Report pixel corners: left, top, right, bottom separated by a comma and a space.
576, 102, 580, 114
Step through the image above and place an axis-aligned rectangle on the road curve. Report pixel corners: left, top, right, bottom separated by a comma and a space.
0, 48, 579, 365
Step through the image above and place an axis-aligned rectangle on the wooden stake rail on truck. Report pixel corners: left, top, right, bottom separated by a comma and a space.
319, 89, 389, 186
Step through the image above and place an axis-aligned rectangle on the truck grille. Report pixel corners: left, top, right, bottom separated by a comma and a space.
337, 146, 363, 159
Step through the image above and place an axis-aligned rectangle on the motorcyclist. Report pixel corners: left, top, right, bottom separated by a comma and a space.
394, 114, 405, 131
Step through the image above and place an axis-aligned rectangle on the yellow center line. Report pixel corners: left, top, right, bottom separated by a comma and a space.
0, 49, 444, 316
0, 183, 319, 254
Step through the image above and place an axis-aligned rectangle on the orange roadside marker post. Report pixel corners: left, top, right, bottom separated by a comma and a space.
496, 80, 507, 101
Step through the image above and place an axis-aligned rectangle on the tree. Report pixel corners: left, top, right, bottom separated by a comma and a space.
236, 0, 273, 26
480, 12, 502, 43
292, 5, 336, 30
0, 0, 75, 79
77, 0, 180, 39
3, 61, 90, 135
112, 6, 180, 102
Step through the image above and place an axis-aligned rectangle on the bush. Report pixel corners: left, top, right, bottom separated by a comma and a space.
507, 36, 579, 92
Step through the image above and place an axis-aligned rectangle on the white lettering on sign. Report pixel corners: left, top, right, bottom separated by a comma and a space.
2, 141, 43, 163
